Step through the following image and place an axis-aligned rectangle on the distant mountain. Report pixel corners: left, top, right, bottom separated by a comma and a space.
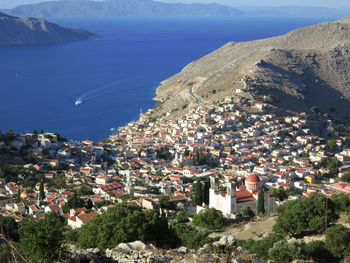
0, 12, 99, 46
242, 6, 349, 19
3, 0, 243, 18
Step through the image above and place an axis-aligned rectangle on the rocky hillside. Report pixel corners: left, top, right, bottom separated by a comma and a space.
0, 12, 98, 46
154, 16, 350, 119
3, 0, 242, 18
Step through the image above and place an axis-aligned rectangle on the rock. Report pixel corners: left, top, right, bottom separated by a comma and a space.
213, 235, 237, 247
177, 246, 189, 254
129, 240, 147, 251
117, 242, 133, 251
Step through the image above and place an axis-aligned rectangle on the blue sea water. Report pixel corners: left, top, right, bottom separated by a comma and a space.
0, 16, 335, 141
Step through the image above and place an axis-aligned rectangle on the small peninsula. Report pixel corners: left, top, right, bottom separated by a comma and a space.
0, 12, 99, 46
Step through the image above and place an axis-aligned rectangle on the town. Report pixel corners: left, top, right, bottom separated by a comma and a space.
1, 98, 349, 229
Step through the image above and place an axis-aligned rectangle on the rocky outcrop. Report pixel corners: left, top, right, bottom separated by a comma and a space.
63, 237, 260, 263
155, 16, 350, 119
64, 241, 168, 263
0, 12, 99, 46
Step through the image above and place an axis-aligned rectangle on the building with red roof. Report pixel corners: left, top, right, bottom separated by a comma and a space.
208, 174, 274, 218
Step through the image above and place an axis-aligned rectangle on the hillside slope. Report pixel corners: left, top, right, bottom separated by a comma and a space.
0, 12, 98, 46
3, 0, 242, 18
155, 16, 350, 119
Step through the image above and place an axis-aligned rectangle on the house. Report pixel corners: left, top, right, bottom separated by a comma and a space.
140, 198, 160, 211
44, 204, 63, 215
96, 175, 112, 185
68, 211, 100, 229
29, 205, 41, 216
14, 203, 26, 214
0, 195, 14, 208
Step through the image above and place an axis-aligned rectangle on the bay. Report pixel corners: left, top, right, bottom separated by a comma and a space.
0, 16, 333, 141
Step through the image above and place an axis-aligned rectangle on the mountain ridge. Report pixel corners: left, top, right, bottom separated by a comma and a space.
0, 12, 99, 46
2, 0, 243, 18
154, 16, 350, 120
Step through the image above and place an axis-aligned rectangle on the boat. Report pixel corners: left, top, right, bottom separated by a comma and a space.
75, 98, 82, 106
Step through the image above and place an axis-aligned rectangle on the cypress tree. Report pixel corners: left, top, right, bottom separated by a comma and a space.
257, 189, 265, 215
194, 181, 203, 206
39, 181, 45, 201
203, 179, 210, 205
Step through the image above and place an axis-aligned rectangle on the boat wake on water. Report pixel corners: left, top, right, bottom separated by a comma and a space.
74, 76, 159, 107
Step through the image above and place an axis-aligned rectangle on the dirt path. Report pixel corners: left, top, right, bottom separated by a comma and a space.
210, 216, 277, 240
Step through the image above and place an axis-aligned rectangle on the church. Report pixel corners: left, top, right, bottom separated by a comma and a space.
209, 174, 275, 218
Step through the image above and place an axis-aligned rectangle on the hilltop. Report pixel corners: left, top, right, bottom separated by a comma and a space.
3, 0, 242, 18
154, 16, 350, 121
0, 12, 98, 46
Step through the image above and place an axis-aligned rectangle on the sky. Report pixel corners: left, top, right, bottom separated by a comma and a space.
0, 0, 349, 9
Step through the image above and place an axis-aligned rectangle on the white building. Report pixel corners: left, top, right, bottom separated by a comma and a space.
209, 174, 275, 218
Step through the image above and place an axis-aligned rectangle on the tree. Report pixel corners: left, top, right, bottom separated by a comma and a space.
240, 233, 283, 260
257, 190, 265, 215
85, 199, 93, 210
192, 208, 224, 230
241, 205, 255, 218
194, 181, 203, 206
0, 216, 19, 241
325, 225, 350, 258
16, 190, 21, 203
193, 151, 207, 166
157, 147, 171, 160
19, 213, 65, 263
54, 173, 66, 188
68, 190, 84, 209
203, 179, 210, 205
270, 187, 288, 201
273, 193, 338, 237
77, 203, 178, 249
176, 210, 189, 223
268, 239, 305, 262
184, 148, 190, 157
341, 172, 350, 183
327, 139, 337, 151
155, 170, 164, 177
159, 195, 176, 210
39, 181, 45, 201
331, 193, 350, 212
345, 136, 350, 148
305, 241, 334, 263
173, 223, 212, 249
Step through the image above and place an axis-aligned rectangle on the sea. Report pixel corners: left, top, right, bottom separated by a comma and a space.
0, 16, 337, 141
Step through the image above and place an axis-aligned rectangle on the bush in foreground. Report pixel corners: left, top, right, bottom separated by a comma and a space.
76, 203, 179, 249
192, 208, 224, 230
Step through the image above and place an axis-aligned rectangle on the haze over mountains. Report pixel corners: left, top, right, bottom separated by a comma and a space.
1, 0, 348, 18
0, 12, 98, 46
154, 16, 350, 119
2, 0, 242, 18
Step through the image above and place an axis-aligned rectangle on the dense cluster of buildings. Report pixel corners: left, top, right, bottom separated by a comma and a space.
0, 100, 350, 226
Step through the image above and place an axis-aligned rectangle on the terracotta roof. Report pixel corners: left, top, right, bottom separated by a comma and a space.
78, 211, 99, 223
235, 190, 253, 199
246, 174, 261, 183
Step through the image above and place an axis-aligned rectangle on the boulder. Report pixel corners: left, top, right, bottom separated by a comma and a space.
129, 240, 147, 251
213, 235, 237, 247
